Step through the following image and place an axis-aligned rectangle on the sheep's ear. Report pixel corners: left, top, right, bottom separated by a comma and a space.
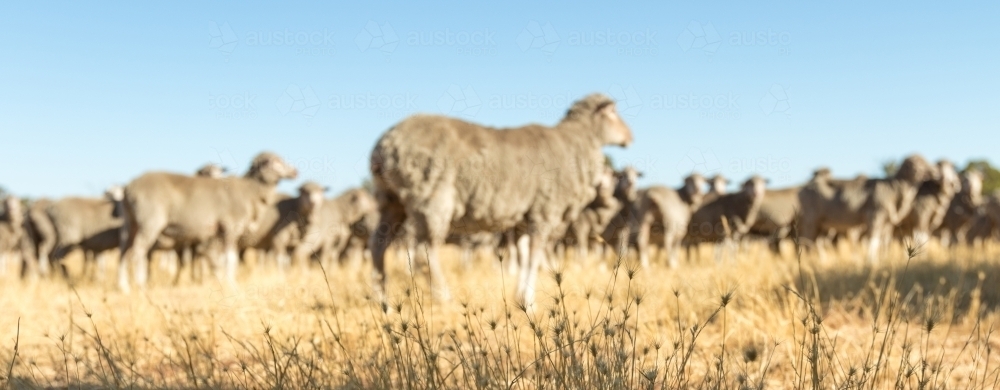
594, 101, 618, 118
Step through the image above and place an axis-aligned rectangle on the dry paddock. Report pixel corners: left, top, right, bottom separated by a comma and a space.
2, 241, 1000, 389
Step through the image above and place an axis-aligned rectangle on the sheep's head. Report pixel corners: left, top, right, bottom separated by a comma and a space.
708, 174, 729, 195
297, 181, 328, 215
614, 166, 642, 202
3, 196, 21, 218
961, 170, 984, 205
565, 94, 633, 147
934, 160, 961, 194
811, 167, 832, 182
595, 166, 617, 199
196, 163, 228, 178
742, 175, 768, 201
247, 152, 299, 185
986, 191, 1000, 227
683, 173, 707, 198
343, 189, 378, 222
104, 185, 124, 202
895, 154, 934, 185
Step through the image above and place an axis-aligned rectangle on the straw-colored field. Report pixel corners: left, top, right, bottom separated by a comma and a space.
2, 242, 999, 389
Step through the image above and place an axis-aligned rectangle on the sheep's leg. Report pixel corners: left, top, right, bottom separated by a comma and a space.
276, 250, 291, 273
865, 232, 881, 265
575, 227, 589, 265
940, 231, 952, 250
173, 247, 191, 285
37, 235, 54, 277
120, 225, 157, 293
82, 250, 95, 281
158, 250, 174, 273
614, 226, 630, 260
222, 239, 240, 286
195, 248, 210, 284
460, 243, 473, 270
94, 251, 109, 282
553, 243, 565, 265
664, 230, 678, 269
516, 229, 550, 312
517, 234, 529, 272
592, 241, 604, 263
636, 218, 652, 268
769, 228, 786, 258
370, 205, 404, 307
425, 240, 451, 302
135, 248, 151, 287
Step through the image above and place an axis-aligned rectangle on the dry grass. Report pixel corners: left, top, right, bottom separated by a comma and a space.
2, 242, 1000, 389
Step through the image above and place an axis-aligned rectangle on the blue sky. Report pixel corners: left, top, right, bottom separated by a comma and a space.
2, 1, 998, 198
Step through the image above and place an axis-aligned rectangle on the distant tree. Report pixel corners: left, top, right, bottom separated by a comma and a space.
0, 185, 7, 199
361, 177, 376, 194
882, 159, 899, 177
964, 159, 1000, 194
604, 154, 614, 169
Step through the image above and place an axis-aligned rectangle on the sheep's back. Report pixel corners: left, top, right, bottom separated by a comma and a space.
374, 115, 602, 230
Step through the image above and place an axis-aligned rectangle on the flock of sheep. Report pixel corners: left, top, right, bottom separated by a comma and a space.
1, 93, 999, 309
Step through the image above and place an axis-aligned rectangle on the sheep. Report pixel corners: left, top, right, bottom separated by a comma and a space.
703, 174, 729, 202
601, 166, 643, 259
338, 206, 379, 268
195, 163, 228, 178
117, 152, 298, 292
796, 155, 934, 263
937, 169, 984, 248
894, 160, 961, 246
21, 198, 55, 277
235, 182, 316, 274
369, 93, 633, 308
561, 166, 621, 264
685, 176, 768, 259
145, 164, 236, 283
633, 173, 706, 268
294, 185, 379, 270
747, 186, 802, 256
0, 196, 25, 276
34, 188, 125, 281
964, 191, 1000, 245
